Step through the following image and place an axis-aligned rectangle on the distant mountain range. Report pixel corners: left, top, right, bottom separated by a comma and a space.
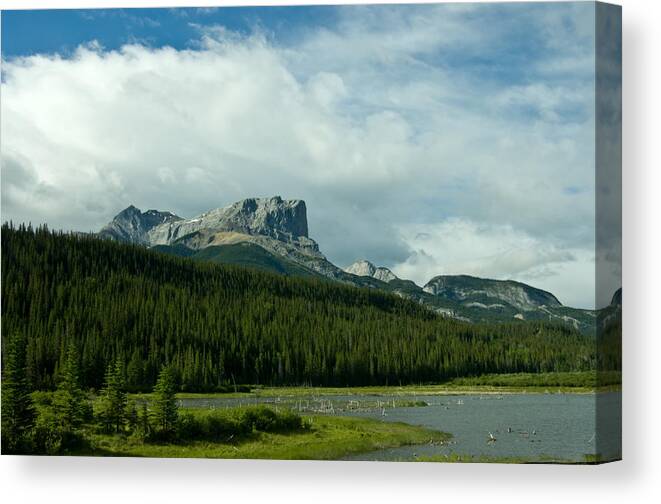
98, 196, 620, 334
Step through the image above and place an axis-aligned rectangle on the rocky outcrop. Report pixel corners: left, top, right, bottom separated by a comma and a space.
99, 197, 350, 281
423, 275, 562, 312
147, 196, 309, 247
345, 260, 398, 283
98, 206, 182, 245
100, 197, 310, 248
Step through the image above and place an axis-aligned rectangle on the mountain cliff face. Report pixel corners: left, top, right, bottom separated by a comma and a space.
147, 196, 310, 247
98, 206, 182, 245
344, 260, 398, 283
99, 197, 353, 280
101, 197, 312, 248
423, 275, 562, 312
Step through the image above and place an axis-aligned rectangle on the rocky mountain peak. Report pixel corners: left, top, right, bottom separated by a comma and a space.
345, 259, 398, 283
345, 260, 377, 276
219, 196, 309, 239
100, 197, 311, 250
99, 205, 182, 244
117, 205, 140, 216
144, 196, 310, 246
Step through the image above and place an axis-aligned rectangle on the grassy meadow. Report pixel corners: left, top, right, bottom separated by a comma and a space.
71, 407, 448, 460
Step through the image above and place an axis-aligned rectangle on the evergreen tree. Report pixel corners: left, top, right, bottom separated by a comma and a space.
96, 359, 127, 433
136, 402, 151, 438
126, 400, 138, 432
1, 223, 605, 392
52, 343, 86, 431
1, 332, 35, 453
150, 365, 178, 437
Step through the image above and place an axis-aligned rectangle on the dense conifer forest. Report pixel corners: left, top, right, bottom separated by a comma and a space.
1, 223, 597, 392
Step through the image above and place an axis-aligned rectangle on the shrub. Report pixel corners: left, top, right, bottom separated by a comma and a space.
32, 406, 89, 455
175, 412, 205, 440
31, 391, 54, 408
241, 406, 304, 433
204, 413, 248, 439
169, 407, 305, 444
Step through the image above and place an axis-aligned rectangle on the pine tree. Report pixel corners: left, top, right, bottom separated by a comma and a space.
150, 365, 178, 437
52, 343, 86, 431
97, 359, 127, 433
1, 332, 36, 454
137, 402, 151, 438
126, 400, 138, 432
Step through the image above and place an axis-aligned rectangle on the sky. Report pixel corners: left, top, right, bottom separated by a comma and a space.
0, 3, 620, 309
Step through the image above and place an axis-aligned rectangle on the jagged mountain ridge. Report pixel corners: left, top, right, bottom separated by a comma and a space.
100, 197, 311, 247
98, 197, 606, 334
148, 197, 311, 247
99, 197, 364, 283
98, 206, 182, 245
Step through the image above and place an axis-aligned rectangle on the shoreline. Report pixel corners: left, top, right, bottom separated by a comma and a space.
130, 384, 621, 401
75, 415, 449, 460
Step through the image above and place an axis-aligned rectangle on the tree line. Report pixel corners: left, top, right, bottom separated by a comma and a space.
1, 328, 179, 453
1, 223, 598, 392
2, 329, 303, 455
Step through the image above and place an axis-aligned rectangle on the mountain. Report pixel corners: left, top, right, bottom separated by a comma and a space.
595, 287, 622, 335
611, 287, 622, 306
416, 274, 597, 333
423, 275, 561, 312
344, 260, 398, 283
98, 196, 599, 334
100, 197, 363, 283
101, 197, 311, 248
98, 205, 182, 245
147, 196, 311, 247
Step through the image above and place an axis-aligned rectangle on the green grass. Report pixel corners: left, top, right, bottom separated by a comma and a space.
149, 371, 620, 401
445, 371, 621, 390
76, 411, 448, 460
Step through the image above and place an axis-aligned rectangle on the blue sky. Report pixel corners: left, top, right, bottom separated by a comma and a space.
2, 4, 592, 93
1, 3, 619, 308
1, 7, 339, 59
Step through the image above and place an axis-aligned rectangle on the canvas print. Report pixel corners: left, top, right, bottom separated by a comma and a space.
0, 2, 621, 463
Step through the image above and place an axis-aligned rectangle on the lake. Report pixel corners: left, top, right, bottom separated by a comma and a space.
180, 391, 622, 463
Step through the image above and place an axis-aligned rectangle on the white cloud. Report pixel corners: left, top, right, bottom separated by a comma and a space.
391, 218, 593, 308
0, 3, 605, 308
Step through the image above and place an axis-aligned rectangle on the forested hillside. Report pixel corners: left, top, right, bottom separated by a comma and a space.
1, 224, 597, 391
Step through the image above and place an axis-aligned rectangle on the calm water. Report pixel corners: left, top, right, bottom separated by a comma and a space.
343, 392, 621, 462
180, 392, 622, 463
